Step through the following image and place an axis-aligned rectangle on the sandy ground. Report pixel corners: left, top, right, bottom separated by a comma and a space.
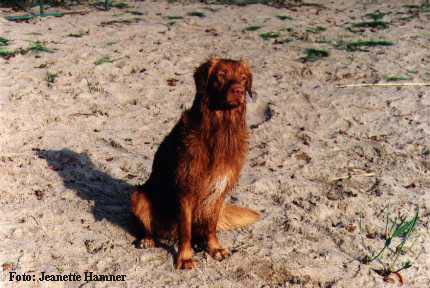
1, 0, 430, 287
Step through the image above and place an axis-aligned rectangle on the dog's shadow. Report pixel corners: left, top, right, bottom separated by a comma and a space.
36, 148, 177, 255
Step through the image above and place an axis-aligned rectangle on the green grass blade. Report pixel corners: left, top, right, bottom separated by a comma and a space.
243, 25, 263, 32
306, 26, 326, 34
187, 11, 206, 18
335, 39, 394, 52
166, 15, 183, 20
276, 15, 292, 21
95, 56, 113, 65
259, 31, 280, 40
0, 37, 9, 46
0, 48, 16, 59
301, 48, 329, 62
392, 212, 418, 238
351, 21, 389, 29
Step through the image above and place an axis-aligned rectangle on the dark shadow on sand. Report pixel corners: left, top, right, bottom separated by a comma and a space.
36, 148, 143, 237
35, 148, 177, 257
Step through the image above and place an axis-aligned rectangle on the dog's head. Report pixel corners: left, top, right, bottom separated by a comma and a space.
194, 58, 253, 110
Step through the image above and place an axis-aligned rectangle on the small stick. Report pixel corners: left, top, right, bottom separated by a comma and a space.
337, 83, 430, 88
329, 172, 375, 182
61, 10, 91, 15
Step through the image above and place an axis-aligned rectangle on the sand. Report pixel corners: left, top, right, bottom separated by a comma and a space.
1, 0, 430, 287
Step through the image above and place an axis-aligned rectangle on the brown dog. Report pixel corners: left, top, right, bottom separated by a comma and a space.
131, 58, 260, 269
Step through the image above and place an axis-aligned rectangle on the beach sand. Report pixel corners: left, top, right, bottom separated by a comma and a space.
1, 1, 430, 287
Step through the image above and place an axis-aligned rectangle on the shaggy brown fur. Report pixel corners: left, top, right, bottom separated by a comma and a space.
131, 58, 260, 269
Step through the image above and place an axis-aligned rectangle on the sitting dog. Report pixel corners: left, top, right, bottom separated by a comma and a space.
131, 58, 260, 269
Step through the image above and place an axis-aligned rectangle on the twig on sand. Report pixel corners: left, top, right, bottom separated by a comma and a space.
30, 215, 40, 226
337, 83, 430, 88
30, 215, 48, 235
329, 172, 375, 182
61, 10, 91, 16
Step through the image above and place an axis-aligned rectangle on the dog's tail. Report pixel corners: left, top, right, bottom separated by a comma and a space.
217, 204, 260, 230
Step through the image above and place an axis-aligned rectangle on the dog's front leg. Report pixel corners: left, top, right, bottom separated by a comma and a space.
175, 199, 196, 269
206, 200, 230, 261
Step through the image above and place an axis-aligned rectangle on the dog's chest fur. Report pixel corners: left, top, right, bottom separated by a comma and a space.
191, 105, 247, 209
202, 173, 231, 207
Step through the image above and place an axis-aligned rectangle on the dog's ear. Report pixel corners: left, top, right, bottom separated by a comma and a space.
239, 60, 254, 101
191, 58, 221, 113
206, 58, 220, 79
193, 58, 220, 94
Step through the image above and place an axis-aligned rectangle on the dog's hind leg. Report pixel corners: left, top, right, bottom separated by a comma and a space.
131, 191, 155, 248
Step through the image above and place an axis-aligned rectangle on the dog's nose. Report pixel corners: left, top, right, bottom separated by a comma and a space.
231, 85, 244, 97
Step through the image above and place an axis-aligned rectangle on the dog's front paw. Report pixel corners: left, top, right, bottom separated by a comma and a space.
137, 238, 155, 249
208, 248, 230, 261
175, 257, 197, 270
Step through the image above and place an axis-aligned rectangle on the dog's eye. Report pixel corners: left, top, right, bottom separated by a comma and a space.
217, 71, 226, 79
240, 75, 247, 82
